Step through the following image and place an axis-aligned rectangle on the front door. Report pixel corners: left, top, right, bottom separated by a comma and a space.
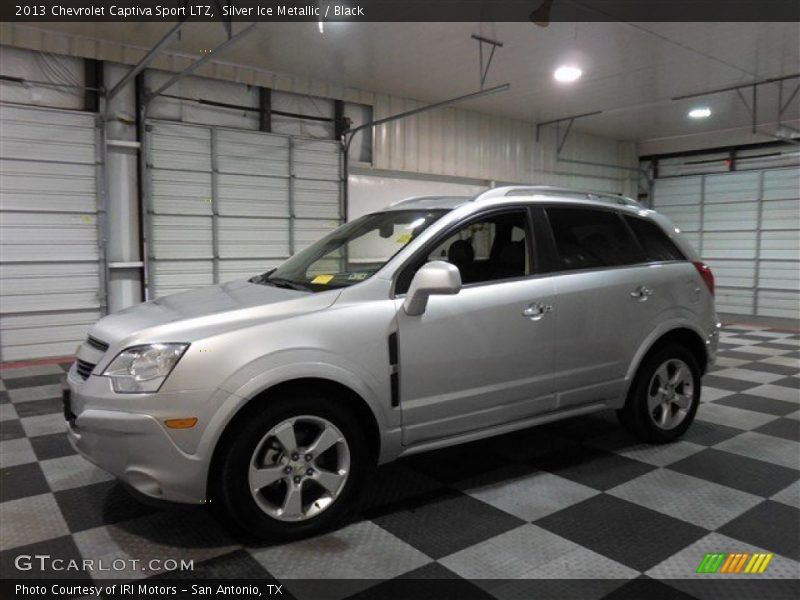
395, 209, 557, 446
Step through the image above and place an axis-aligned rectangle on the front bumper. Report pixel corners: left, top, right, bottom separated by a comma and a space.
65, 367, 214, 504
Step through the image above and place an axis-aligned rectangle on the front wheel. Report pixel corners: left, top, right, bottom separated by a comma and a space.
617, 344, 701, 443
212, 392, 369, 540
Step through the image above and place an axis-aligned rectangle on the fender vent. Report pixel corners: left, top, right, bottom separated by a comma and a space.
75, 359, 96, 381
86, 336, 109, 352
388, 331, 399, 407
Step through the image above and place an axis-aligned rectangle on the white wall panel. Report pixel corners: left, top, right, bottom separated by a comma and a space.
715, 288, 755, 315
216, 130, 289, 177
148, 122, 211, 171
146, 120, 343, 298
0, 105, 95, 163
763, 168, 800, 200
0, 310, 102, 361
759, 230, 800, 260
702, 202, 758, 231
702, 232, 758, 259
761, 198, 800, 230
294, 180, 341, 219
706, 260, 756, 289
150, 215, 213, 259
704, 172, 759, 203
0, 104, 100, 360
151, 170, 212, 215
652, 177, 702, 207
151, 261, 213, 297
757, 291, 800, 319
0, 159, 95, 213
217, 218, 290, 258
217, 174, 289, 218
651, 167, 800, 319
759, 261, 800, 291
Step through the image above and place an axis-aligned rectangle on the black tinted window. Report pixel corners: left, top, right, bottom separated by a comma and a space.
624, 216, 685, 262
546, 207, 643, 270
396, 210, 531, 293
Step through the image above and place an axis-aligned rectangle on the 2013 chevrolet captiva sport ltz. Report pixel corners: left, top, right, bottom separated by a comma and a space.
65, 186, 719, 539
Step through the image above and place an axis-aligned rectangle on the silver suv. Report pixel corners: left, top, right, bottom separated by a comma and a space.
65, 186, 719, 539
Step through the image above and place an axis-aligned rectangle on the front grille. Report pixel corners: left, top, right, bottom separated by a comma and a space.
75, 359, 96, 381
86, 336, 109, 352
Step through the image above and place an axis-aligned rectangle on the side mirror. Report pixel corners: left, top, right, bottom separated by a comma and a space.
403, 260, 462, 316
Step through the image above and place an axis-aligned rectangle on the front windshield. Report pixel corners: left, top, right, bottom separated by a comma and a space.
251, 209, 448, 292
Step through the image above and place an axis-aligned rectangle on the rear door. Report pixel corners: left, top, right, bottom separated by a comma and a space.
541, 206, 657, 409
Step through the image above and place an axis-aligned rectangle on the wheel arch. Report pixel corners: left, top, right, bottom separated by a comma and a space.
207, 377, 381, 499
627, 326, 709, 392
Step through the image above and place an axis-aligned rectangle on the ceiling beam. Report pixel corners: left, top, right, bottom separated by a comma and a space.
106, 20, 187, 103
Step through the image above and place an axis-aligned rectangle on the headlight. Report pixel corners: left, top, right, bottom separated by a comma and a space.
102, 343, 188, 393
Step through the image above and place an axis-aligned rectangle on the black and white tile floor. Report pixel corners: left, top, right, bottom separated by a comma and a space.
1, 324, 798, 599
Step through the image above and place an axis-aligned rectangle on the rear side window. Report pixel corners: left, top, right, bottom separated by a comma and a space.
546, 207, 643, 271
624, 216, 686, 262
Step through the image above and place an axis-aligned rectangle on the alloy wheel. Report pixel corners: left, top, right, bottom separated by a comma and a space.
647, 358, 694, 430
248, 415, 350, 522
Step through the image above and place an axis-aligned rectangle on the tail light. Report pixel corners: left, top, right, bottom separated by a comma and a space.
693, 262, 714, 296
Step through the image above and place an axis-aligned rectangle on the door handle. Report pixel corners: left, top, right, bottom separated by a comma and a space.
630, 286, 653, 301
523, 302, 553, 320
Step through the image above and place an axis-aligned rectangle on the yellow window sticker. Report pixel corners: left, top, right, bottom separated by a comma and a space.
311, 274, 335, 284
396, 233, 412, 244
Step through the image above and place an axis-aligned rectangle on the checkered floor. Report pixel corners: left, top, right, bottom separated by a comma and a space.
1, 324, 799, 599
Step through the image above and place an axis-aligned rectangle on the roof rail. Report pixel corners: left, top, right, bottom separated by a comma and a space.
388, 195, 471, 207
476, 185, 642, 208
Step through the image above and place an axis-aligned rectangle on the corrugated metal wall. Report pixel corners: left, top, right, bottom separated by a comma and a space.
0, 104, 102, 360
145, 119, 342, 298
652, 166, 800, 318
369, 94, 638, 196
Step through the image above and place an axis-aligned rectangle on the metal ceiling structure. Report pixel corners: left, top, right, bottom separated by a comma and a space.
19, 21, 799, 142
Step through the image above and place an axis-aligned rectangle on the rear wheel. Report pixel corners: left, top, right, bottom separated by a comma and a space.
617, 344, 701, 443
213, 392, 369, 540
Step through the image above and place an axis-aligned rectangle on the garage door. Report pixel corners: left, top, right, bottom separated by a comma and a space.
0, 104, 102, 361
144, 120, 342, 298
652, 167, 800, 318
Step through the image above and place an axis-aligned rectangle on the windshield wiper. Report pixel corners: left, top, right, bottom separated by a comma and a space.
261, 276, 311, 291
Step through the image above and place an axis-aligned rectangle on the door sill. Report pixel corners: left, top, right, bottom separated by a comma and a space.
398, 402, 609, 457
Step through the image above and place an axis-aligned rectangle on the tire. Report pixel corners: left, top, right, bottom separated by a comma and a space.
617, 343, 701, 443
212, 390, 370, 541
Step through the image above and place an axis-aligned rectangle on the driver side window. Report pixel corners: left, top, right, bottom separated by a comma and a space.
397, 210, 531, 293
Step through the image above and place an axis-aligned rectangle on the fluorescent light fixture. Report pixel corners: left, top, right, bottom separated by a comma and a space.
554, 65, 582, 83
688, 107, 711, 119
318, 21, 324, 34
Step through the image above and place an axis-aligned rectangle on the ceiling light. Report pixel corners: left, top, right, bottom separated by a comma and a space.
554, 65, 582, 83
688, 107, 711, 119
318, 21, 324, 34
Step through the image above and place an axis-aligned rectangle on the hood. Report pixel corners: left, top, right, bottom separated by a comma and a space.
89, 280, 340, 348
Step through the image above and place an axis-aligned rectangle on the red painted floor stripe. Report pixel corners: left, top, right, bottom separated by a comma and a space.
0, 356, 74, 371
